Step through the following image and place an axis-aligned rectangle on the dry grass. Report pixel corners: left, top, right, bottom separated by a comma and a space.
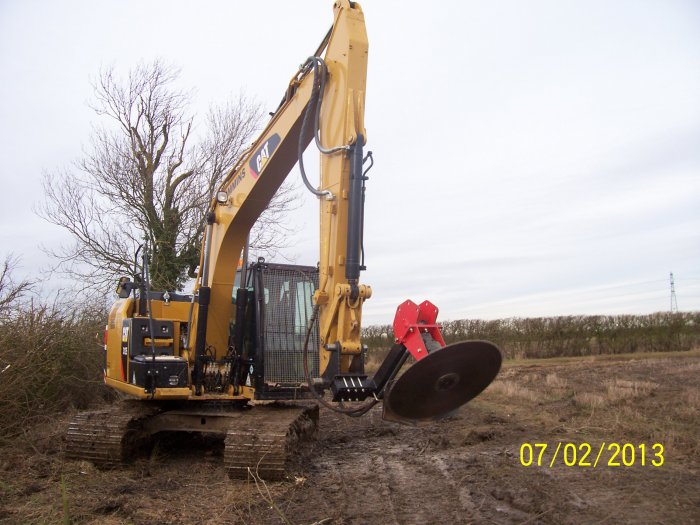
574, 378, 658, 408
573, 392, 605, 408
680, 389, 700, 411
668, 361, 700, 373
604, 378, 658, 401
545, 373, 568, 388
506, 347, 700, 367
486, 380, 539, 402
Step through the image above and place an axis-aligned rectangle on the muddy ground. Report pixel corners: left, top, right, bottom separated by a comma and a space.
1, 351, 698, 524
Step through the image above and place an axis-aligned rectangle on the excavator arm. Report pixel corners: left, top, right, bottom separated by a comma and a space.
189, 0, 370, 389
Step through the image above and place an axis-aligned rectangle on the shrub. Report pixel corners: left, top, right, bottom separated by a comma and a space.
0, 259, 114, 441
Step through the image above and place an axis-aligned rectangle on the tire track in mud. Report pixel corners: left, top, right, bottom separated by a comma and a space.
298, 408, 557, 524
309, 450, 389, 524
432, 455, 480, 518
376, 452, 477, 524
309, 443, 481, 523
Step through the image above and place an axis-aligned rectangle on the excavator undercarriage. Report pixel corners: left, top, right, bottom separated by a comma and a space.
67, 401, 319, 480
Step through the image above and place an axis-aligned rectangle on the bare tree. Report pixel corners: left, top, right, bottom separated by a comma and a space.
39, 61, 297, 292
0, 255, 33, 318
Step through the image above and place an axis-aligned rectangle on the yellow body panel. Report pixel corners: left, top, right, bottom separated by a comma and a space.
105, 378, 192, 400
105, 297, 192, 393
105, 298, 132, 384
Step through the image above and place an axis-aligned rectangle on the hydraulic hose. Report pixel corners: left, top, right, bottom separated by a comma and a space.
142, 244, 158, 398
297, 56, 351, 199
309, 57, 350, 155
302, 304, 378, 417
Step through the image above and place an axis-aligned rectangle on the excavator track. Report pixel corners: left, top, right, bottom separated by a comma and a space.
66, 401, 318, 479
65, 402, 159, 467
224, 404, 319, 481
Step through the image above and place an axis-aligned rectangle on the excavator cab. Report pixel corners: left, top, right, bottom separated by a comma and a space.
231, 261, 321, 400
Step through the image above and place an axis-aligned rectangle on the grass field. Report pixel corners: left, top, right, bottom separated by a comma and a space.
1, 349, 698, 524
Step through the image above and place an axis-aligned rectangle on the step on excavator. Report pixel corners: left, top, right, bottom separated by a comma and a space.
66, 1, 502, 480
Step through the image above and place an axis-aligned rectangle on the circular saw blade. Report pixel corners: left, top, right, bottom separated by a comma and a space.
383, 340, 502, 425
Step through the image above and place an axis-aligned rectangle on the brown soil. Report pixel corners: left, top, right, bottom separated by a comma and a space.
1, 351, 698, 524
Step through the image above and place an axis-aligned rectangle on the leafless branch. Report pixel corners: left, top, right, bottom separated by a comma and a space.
38, 61, 298, 293
0, 255, 34, 318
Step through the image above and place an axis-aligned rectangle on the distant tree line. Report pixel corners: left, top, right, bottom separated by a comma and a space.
362, 312, 700, 359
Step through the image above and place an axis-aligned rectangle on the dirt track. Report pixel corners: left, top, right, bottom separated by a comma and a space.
1, 351, 698, 524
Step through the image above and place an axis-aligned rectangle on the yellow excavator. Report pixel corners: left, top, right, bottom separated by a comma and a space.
66, 1, 502, 480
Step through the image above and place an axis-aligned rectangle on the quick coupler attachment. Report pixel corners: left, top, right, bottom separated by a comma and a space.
330, 374, 376, 402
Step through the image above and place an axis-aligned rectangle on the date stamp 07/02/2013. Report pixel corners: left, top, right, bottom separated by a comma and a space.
519, 442, 665, 468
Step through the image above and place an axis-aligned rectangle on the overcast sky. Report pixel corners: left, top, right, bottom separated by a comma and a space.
1, 0, 698, 325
